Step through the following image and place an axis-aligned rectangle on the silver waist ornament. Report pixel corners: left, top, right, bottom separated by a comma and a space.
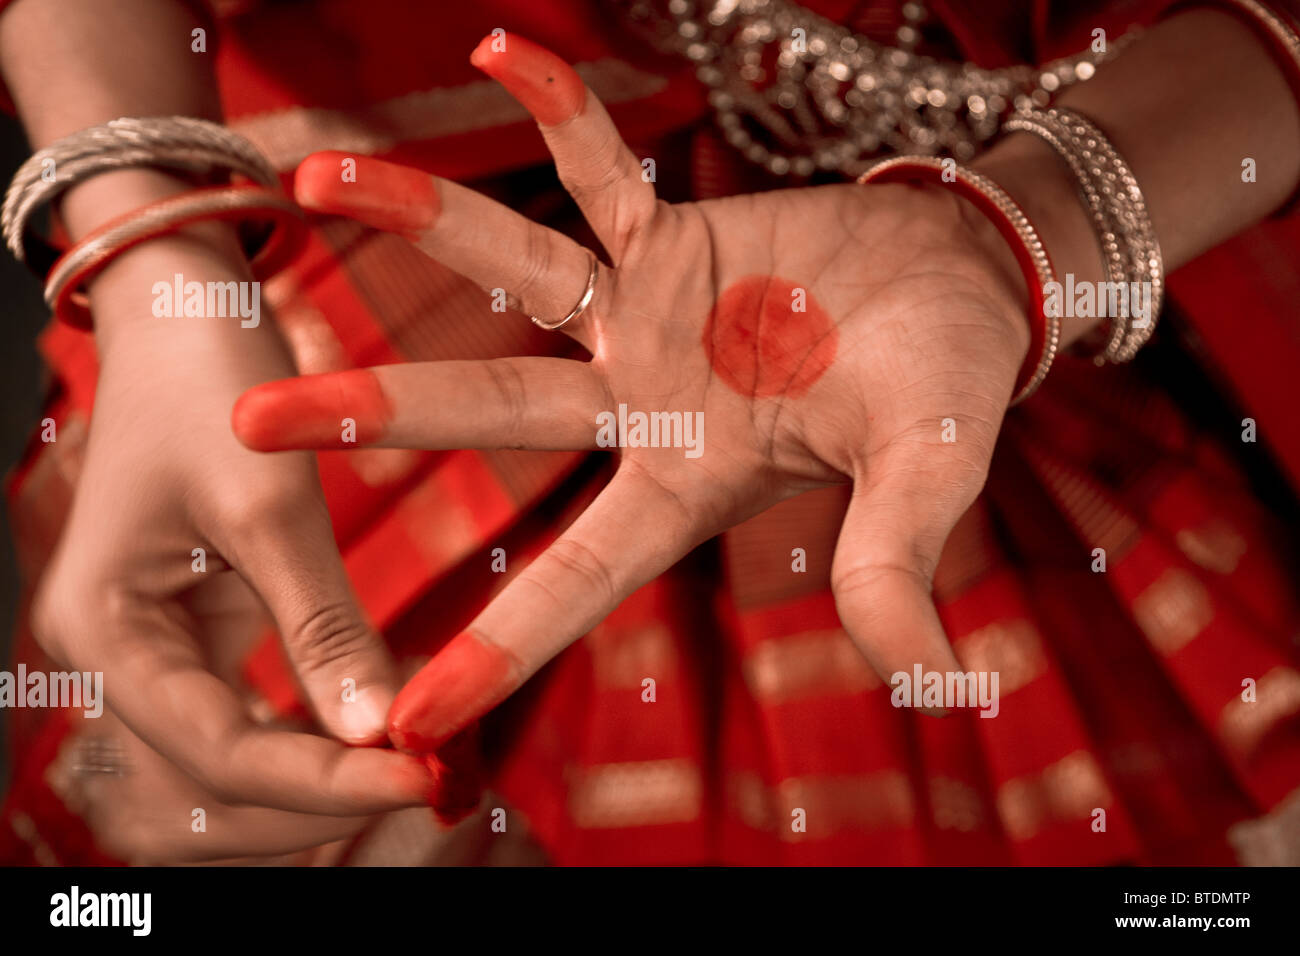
622, 0, 1132, 177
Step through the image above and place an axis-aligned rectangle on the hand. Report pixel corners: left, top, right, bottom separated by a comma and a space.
60, 571, 481, 863
233, 34, 1032, 754
33, 227, 438, 813
77, 711, 373, 864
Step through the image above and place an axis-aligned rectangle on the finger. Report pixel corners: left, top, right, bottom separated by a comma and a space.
831, 475, 969, 713
293, 151, 601, 344
74, 605, 435, 814
232, 357, 607, 453
469, 32, 656, 264
82, 737, 376, 863
425, 726, 484, 826
388, 464, 698, 752
220, 493, 402, 746
90, 723, 480, 862
140, 808, 368, 864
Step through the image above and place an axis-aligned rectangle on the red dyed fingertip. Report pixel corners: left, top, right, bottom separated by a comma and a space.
232, 368, 394, 451
469, 32, 586, 126
388, 630, 518, 753
427, 727, 484, 824
390, 753, 441, 805
293, 151, 439, 240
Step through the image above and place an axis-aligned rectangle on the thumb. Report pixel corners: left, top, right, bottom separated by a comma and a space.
831, 473, 972, 707
225, 496, 400, 745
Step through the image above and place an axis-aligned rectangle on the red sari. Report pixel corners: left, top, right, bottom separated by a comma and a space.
3, 0, 1300, 865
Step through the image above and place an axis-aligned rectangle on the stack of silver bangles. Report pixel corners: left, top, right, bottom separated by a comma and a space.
1, 116, 298, 326
999, 106, 1164, 364
2, 116, 279, 272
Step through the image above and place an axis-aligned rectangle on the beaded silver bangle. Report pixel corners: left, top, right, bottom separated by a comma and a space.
1003, 106, 1164, 364
1001, 112, 1126, 362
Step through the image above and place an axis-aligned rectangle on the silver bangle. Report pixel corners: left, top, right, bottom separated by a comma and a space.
1001, 113, 1127, 362
1003, 106, 1164, 364
3, 116, 278, 268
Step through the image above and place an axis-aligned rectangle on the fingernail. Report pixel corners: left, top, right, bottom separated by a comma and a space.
338, 685, 393, 744
232, 369, 393, 451
294, 151, 439, 240
469, 33, 585, 126
388, 631, 517, 752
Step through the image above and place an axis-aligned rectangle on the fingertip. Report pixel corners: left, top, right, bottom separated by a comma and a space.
469, 33, 498, 72
426, 729, 483, 822
231, 384, 283, 452
292, 150, 349, 210
389, 752, 440, 805
230, 370, 393, 451
387, 716, 436, 755
469, 32, 586, 126
293, 151, 439, 240
387, 630, 517, 753
335, 684, 395, 746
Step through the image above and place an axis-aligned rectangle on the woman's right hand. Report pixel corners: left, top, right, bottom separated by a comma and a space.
30, 228, 440, 817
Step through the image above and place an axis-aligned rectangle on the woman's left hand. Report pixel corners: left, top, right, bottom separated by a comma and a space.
233, 34, 1032, 755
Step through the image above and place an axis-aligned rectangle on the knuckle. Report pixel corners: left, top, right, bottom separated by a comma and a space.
206, 782, 243, 809
216, 486, 300, 540
514, 225, 554, 304
542, 535, 618, 610
483, 360, 530, 448
192, 766, 242, 808
286, 600, 373, 675
30, 577, 71, 658
560, 154, 625, 204
31, 565, 127, 666
832, 550, 934, 601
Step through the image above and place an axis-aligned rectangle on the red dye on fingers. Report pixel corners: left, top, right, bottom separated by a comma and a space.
389, 752, 441, 805
426, 726, 484, 824
388, 630, 518, 753
293, 151, 438, 240
469, 33, 586, 126
703, 275, 839, 399
232, 368, 394, 451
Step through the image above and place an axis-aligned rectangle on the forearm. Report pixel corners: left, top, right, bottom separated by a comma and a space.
972, 6, 1300, 348
0, 0, 248, 346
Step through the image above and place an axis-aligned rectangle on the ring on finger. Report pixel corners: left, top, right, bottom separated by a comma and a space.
530, 249, 597, 332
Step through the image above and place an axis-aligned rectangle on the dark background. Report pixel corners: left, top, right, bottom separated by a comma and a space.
0, 111, 55, 794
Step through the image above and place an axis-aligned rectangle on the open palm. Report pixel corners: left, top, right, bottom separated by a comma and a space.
234, 34, 1031, 754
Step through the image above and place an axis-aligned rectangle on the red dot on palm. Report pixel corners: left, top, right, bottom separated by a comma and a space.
703, 276, 838, 399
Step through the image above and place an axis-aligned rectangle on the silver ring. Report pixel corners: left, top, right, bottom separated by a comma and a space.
530, 249, 597, 332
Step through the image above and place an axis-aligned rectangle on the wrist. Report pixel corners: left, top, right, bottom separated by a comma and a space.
970, 132, 1108, 351
864, 156, 1069, 402
88, 229, 256, 355
940, 179, 1034, 365
55, 170, 253, 346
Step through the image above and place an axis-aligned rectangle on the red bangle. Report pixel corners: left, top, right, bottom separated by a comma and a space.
858, 157, 1060, 405
43, 185, 305, 329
